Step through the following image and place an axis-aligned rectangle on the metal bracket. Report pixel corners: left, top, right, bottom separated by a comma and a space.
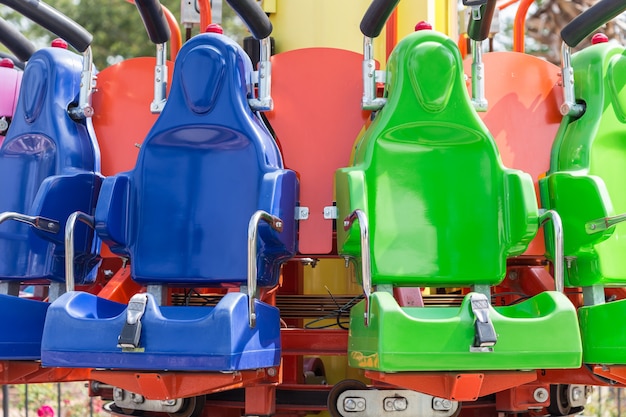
118, 294, 148, 349
113, 387, 184, 413
295, 206, 309, 220
336, 389, 459, 417
470, 293, 497, 349
323, 206, 338, 219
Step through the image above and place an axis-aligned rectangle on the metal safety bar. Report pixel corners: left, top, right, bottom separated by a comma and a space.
247, 210, 283, 328
151, 42, 168, 113
539, 209, 565, 293
586, 212, 626, 234
343, 209, 372, 326
64, 211, 95, 292
559, 43, 584, 118
0, 212, 60, 233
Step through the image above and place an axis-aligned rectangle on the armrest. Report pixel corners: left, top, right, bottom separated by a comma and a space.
257, 169, 298, 256
335, 167, 368, 258
539, 172, 614, 255
95, 174, 131, 257
503, 169, 539, 256
31, 171, 103, 247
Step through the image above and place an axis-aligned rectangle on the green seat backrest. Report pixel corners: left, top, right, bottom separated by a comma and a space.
540, 42, 626, 287
336, 30, 538, 288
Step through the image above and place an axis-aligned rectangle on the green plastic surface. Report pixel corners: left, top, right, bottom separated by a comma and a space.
336, 30, 538, 288
348, 291, 582, 371
336, 30, 582, 372
541, 42, 626, 288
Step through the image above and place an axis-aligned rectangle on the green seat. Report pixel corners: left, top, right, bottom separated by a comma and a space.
540, 42, 626, 364
336, 30, 582, 372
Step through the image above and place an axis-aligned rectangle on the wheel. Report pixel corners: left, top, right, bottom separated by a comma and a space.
168, 395, 206, 417
327, 379, 367, 417
548, 384, 584, 416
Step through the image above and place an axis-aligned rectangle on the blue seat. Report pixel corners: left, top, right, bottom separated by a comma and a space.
0, 46, 102, 359
41, 32, 298, 371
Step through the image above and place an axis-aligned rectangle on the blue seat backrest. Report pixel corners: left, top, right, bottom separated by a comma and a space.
0, 47, 101, 283
96, 33, 297, 287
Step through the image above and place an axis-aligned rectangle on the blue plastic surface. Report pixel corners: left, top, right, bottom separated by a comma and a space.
0, 47, 102, 283
96, 32, 297, 287
43, 292, 280, 370
42, 32, 296, 371
0, 295, 49, 359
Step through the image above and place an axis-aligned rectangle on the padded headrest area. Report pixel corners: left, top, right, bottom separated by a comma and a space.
0, 47, 99, 282
127, 33, 287, 286
351, 31, 534, 287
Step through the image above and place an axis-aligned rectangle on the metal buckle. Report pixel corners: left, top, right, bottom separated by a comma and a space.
470, 293, 497, 350
117, 294, 148, 350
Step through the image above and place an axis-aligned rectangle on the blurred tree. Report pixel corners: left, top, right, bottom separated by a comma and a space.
0, 0, 248, 69
525, 0, 626, 63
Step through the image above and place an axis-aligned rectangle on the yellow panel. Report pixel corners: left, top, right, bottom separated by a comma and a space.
268, 0, 377, 54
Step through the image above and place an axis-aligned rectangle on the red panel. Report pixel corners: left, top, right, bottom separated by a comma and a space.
463, 52, 563, 256
91, 57, 174, 176
266, 48, 371, 255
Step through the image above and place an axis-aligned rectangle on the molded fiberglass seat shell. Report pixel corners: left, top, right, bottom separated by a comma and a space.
335, 30, 582, 372
540, 41, 626, 364
0, 47, 102, 359
41, 32, 298, 371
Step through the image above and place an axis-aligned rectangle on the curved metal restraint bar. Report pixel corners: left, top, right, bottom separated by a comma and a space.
247, 210, 284, 328
343, 209, 372, 326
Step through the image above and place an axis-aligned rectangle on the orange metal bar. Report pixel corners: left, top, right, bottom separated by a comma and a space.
497, 0, 519, 10
245, 385, 276, 416
513, 0, 534, 53
385, 9, 398, 61
539, 367, 624, 386
281, 328, 348, 356
199, 0, 212, 33
96, 264, 144, 304
161, 5, 182, 59
91, 368, 279, 400
593, 365, 626, 385
0, 361, 91, 384
365, 370, 537, 401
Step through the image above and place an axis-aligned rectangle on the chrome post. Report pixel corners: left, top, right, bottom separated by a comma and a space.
69, 46, 94, 120
361, 36, 386, 111
249, 37, 273, 111
471, 39, 488, 111
539, 209, 564, 293
343, 209, 372, 326
247, 210, 283, 328
150, 42, 168, 113
64, 211, 95, 292
560, 42, 584, 117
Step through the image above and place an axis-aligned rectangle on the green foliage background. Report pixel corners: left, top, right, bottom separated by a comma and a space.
0, 0, 248, 69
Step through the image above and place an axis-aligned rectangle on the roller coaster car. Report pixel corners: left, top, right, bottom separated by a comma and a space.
540, 39, 626, 366
41, 31, 298, 372
0, 58, 21, 144
0, 45, 102, 360
335, 29, 582, 374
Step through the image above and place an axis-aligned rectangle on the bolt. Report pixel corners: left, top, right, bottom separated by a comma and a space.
384, 398, 395, 411
533, 387, 549, 403
441, 399, 452, 409
393, 398, 408, 411
344, 399, 357, 411
161, 399, 177, 406
113, 388, 124, 401
572, 387, 582, 401
508, 271, 518, 280
131, 393, 144, 404
267, 367, 277, 377
48, 222, 55, 229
